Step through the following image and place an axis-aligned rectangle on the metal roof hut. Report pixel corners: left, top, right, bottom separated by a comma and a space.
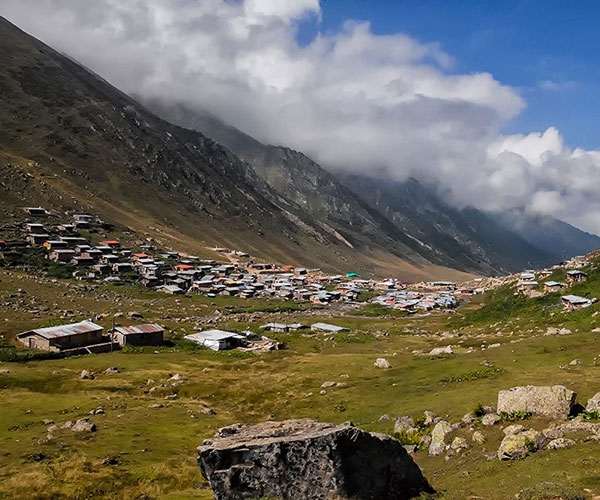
16, 321, 103, 351
113, 324, 164, 346
184, 330, 245, 351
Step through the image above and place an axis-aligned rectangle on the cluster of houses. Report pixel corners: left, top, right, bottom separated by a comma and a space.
15, 319, 351, 355
371, 289, 459, 313
516, 257, 595, 310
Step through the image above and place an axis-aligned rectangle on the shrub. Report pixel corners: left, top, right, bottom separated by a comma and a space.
500, 411, 533, 421
582, 409, 600, 422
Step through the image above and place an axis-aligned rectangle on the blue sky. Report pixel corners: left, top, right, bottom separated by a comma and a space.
300, 0, 600, 149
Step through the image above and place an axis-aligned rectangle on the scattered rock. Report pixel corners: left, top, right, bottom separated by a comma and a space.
545, 327, 572, 336
586, 392, 600, 411
472, 431, 486, 444
200, 406, 216, 415
429, 346, 453, 356
128, 311, 143, 319
481, 414, 500, 426
450, 437, 468, 451
502, 424, 525, 436
198, 419, 434, 500
89, 407, 105, 415
428, 420, 452, 457
148, 404, 164, 409
374, 358, 392, 369
546, 438, 575, 450
498, 429, 545, 460
569, 359, 582, 366
321, 381, 337, 388
104, 367, 120, 374
80, 370, 94, 380
164, 394, 178, 400
71, 418, 96, 433
461, 412, 476, 425
379, 414, 390, 422
394, 416, 415, 434
422, 411, 437, 426
497, 385, 576, 419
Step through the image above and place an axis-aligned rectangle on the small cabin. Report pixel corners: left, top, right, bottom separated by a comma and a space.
113, 324, 164, 346
17, 321, 103, 351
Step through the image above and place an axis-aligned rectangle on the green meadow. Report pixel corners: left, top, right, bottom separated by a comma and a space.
2, 260, 600, 499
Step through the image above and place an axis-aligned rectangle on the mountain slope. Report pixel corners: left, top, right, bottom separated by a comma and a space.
490, 210, 600, 262
146, 99, 560, 275
0, 16, 473, 280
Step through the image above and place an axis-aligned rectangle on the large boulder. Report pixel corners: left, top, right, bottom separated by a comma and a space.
198, 419, 433, 500
497, 385, 576, 419
498, 429, 545, 460
428, 420, 452, 457
586, 392, 600, 411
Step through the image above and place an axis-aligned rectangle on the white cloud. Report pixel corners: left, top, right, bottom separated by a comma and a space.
2, 0, 600, 234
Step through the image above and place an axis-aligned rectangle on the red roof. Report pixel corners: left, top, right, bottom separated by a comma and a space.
101, 240, 120, 245
175, 264, 195, 270
133, 253, 149, 258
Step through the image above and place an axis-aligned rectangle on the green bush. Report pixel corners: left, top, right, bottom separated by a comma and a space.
500, 410, 533, 421
581, 409, 600, 422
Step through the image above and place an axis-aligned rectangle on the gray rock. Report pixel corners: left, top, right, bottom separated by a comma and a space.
379, 414, 390, 422
198, 419, 433, 500
472, 431, 486, 444
428, 420, 452, 457
80, 370, 94, 380
481, 414, 500, 426
374, 358, 392, 369
450, 437, 468, 451
394, 416, 415, 434
461, 412, 476, 425
104, 367, 120, 374
429, 346, 453, 356
569, 359, 582, 366
321, 381, 337, 388
503, 424, 525, 436
71, 418, 96, 432
422, 411, 437, 426
546, 437, 575, 450
497, 429, 545, 460
586, 392, 600, 411
497, 385, 576, 419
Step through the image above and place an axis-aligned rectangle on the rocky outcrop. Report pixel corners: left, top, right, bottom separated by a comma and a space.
428, 420, 452, 457
197, 419, 433, 500
498, 429, 545, 460
497, 385, 576, 419
586, 392, 600, 411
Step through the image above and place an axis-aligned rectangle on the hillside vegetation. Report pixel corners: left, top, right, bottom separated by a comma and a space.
2, 252, 600, 499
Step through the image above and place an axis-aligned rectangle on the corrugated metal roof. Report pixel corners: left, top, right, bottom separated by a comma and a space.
186, 330, 244, 341
115, 324, 164, 335
19, 321, 103, 340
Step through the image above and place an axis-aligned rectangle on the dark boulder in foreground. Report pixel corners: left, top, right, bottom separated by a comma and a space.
198, 418, 433, 500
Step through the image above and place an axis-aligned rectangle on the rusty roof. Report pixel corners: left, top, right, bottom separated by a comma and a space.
114, 323, 164, 335
18, 321, 103, 340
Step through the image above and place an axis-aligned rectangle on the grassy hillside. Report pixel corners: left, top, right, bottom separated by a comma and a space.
2, 265, 600, 499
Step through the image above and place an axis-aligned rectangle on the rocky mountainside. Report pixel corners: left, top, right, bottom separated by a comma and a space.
147, 99, 572, 275
0, 16, 457, 279
489, 209, 600, 262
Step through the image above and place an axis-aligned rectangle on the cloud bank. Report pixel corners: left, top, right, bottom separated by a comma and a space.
3, 0, 600, 234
